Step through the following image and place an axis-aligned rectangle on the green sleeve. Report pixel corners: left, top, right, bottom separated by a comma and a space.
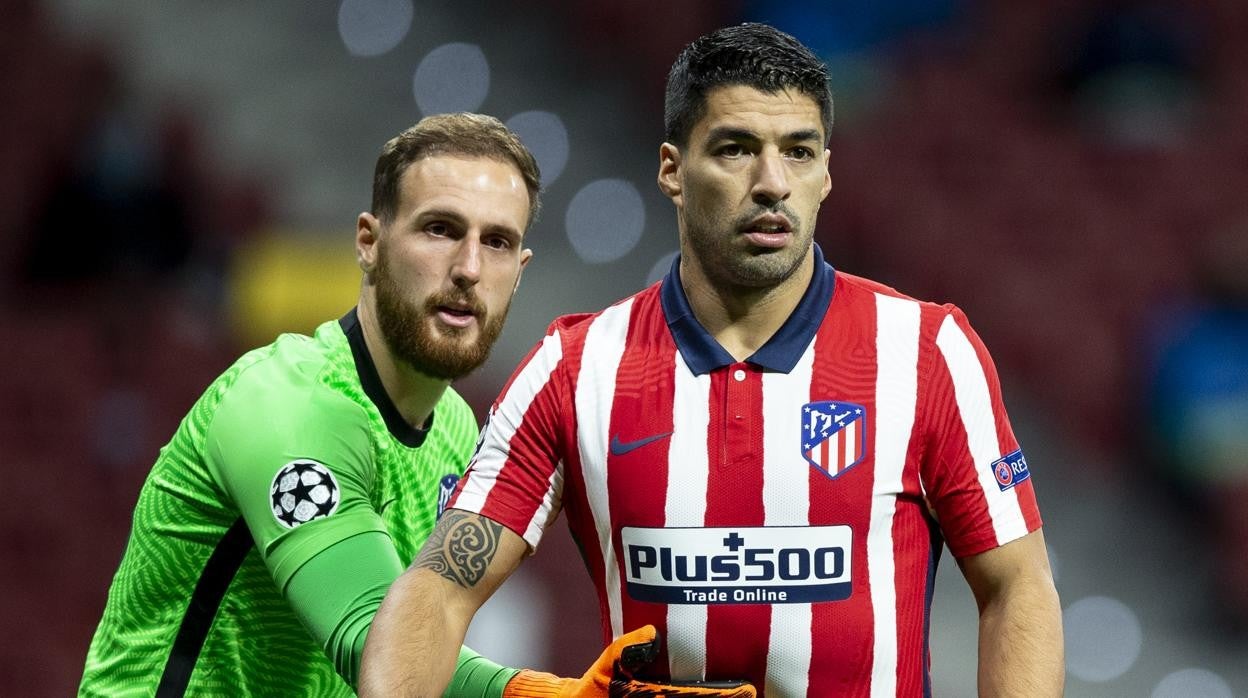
204, 369, 387, 590
285, 530, 403, 688
443, 647, 520, 698
285, 533, 520, 694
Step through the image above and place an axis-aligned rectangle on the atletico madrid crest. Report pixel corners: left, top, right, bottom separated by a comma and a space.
802, 401, 867, 480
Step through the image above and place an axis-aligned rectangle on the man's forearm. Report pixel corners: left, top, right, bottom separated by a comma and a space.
977, 576, 1064, 696
358, 567, 468, 697
359, 510, 523, 697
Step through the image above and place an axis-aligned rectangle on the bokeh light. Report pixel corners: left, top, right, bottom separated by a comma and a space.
337, 0, 413, 57
1151, 668, 1233, 698
413, 42, 490, 115
565, 179, 645, 264
506, 111, 569, 186
1064, 596, 1143, 682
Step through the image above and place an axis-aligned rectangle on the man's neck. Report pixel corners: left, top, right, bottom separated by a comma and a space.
355, 298, 448, 429
680, 252, 814, 362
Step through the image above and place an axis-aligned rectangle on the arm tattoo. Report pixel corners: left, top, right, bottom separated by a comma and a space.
414, 510, 503, 588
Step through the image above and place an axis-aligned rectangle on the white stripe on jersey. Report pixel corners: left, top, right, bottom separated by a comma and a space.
934, 314, 1027, 545
527, 464, 565, 546
575, 300, 634, 639
457, 331, 563, 532
869, 293, 921, 698
762, 341, 815, 697
665, 350, 711, 680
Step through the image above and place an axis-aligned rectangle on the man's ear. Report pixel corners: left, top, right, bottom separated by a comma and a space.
512, 248, 533, 295
657, 142, 682, 205
820, 148, 832, 201
357, 212, 381, 275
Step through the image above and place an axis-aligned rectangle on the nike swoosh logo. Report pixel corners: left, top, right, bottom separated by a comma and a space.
609, 431, 674, 456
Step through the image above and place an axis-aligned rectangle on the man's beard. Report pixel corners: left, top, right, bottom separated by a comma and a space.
373, 248, 509, 381
684, 202, 810, 288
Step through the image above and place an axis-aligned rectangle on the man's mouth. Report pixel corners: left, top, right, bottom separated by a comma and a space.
431, 298, 481, 328
741, 216, 793, 247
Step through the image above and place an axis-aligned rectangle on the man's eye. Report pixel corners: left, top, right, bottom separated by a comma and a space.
425, 223, 450, 236
788, 147, 815, 161
718, 144, 746, 157
484, 236, 511, 250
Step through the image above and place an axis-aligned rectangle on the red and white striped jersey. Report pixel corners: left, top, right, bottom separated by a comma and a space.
452, 245, 1042, 697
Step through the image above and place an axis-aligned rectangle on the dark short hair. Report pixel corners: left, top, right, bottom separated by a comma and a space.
371, 113, 542, 227
664, 23, 834, 147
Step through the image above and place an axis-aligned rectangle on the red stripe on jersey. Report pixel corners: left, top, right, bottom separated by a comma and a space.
921, 306, 1042, 558
605, 293, 676, 668
949, 310, 1044, 533
552, 316, 618, 646
807, 281, 878, 695
920, 318, 995, 557
475, 361, 565, 537
703, 363, 770, 687
448, 333, 554, 512
895, 305, 948, 694
891, 503, 939, 694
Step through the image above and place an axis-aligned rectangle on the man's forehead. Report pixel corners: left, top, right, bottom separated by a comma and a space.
400, 154, 523, 191
694, 85, 824, 139
397, 156, 528, 210
390, 155, 530, 235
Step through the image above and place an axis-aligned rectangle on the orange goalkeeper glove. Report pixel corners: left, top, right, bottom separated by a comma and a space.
502, 625, 756, 698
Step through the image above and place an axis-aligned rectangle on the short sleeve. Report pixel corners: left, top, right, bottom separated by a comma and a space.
450, 329, 569, 549
918, 306, 1043, 558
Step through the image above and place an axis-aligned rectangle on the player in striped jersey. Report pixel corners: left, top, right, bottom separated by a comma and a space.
80, 113, 685, 697
363, 24, 1063, 697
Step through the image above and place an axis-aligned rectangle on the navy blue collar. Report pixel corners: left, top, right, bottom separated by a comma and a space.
659, 244, 835, 375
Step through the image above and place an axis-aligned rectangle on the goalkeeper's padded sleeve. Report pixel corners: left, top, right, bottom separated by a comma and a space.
284, 530, 403, 689
502, 625, 756, 698
285, 531, 521, 696
443, 647, 521, 697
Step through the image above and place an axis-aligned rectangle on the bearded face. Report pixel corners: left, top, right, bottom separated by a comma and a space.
372, 235, 510, 381
681, 197, 812, 289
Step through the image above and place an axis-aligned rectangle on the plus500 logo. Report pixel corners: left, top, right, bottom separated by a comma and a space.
620, 526, 853, 605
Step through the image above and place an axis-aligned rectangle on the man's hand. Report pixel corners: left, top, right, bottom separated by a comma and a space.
502, 625, 756, 697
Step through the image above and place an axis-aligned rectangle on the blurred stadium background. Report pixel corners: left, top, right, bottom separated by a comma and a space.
2, 0, 1246, 695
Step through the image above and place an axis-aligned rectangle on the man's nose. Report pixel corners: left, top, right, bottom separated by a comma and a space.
451, 236, 482, 288
751, 151, 791, 207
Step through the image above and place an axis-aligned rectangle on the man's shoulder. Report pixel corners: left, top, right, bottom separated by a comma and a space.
544, 283, 660, 337
213, 320, 361, 424
233, 319, 345, 382
834, 271, 962, 318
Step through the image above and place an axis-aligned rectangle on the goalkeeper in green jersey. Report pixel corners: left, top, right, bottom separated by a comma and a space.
80, 113, 752, 698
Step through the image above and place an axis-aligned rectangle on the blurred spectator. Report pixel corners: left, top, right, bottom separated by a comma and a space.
1050, 0, 1210, 150
743, 0, 962, 59
23, 106, 196, 289
1142, 222, 1248, 629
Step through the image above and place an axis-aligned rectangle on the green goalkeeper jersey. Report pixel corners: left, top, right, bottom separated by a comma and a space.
81, 310, 480, 697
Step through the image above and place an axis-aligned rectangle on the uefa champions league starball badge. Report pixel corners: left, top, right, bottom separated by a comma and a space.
270, 460, 341, 528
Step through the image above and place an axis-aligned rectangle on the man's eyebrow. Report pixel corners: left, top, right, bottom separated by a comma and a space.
416, 209, 523, 240
412, 208, 468, 226
705, 126, 824, 144
483, 222, 523, 241
706, 126, 760, 143
786, 128, 824, 143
